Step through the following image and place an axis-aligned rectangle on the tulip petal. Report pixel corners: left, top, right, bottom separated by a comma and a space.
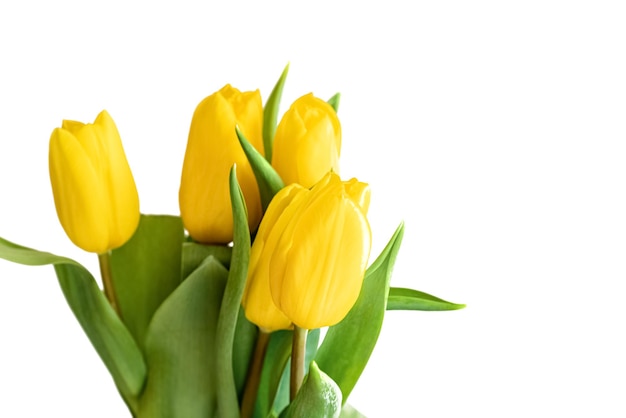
49, 127, 109, 253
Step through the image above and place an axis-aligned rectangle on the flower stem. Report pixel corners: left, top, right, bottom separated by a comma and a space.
98, 252, 120, 317
240, 330, 271, 418
290, 325, 308, 401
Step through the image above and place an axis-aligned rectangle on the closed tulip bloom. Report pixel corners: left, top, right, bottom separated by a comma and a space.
49, 110, 140, 253
242, 184, 306, 332
259, 172, 371, 329
179, 85, 264, 244
271, 93, 341, 188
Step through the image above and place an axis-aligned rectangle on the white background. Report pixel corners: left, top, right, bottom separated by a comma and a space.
1, 1, 625, 417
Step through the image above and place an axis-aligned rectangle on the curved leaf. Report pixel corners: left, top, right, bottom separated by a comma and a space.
138, 256, 228, 418
0, 237, 146, 413
236, 126, 285, 212
315, 223, 404, 403
215, 166, 251, 418
263, 63, 289, 162
387, 287, 465, 311
279, 362, 342, 418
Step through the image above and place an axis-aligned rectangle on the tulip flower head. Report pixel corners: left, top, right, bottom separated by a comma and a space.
247, 172, 371, 330
272, 93, 341, 188
179, 84, 264, 244
48, 110, 140, 253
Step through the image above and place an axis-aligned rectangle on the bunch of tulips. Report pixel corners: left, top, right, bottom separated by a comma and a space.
0, 65, 463, 417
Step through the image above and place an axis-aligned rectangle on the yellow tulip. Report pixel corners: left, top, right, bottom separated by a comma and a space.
250, 172, 371, 330
179, 84, 264, 244
271, 93, 341, 188
48, 110, 140, 253
242, 184, 305, 332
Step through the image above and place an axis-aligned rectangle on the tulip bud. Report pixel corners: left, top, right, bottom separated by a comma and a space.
250, 172, 371, 330
271, 93, 341, 188
179, 85, 264, 244
48, 110, 140, 253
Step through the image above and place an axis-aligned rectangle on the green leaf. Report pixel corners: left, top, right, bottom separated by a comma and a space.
181, 241, 232, 279
215, 166, 251, 418
236, 126, 285, 211
138, 256, 228, 418
315, 223, 404, 403
327, 93, 341, 113
233, 307, 259, 401
254, 331, 292, 418
279, 362, 342, 418
387, 287, 465, 311
109, 215, 184, 350
263, 63, 289, 162
0, 237, 146, 414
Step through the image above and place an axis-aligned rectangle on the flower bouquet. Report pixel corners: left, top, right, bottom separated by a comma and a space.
0, 65, 464, 417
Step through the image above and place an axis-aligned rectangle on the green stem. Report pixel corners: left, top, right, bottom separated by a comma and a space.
290, 325, 307, 401
241, 330, 271, 418
98, 252, 120, 317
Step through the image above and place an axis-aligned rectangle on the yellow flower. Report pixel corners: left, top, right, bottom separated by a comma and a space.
250, 172, 371, 330
48, 110, 140, 253
179, 84, 264, 244
271, 93, 341, 188
242, 184, 305, 332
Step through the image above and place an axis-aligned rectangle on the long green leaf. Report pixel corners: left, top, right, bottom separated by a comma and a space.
138, 256, 228, 418
387, 287, 465, 311
315, 223, 404, 403
0, 237, 146, 413
109, 215, 184, 350
236, 126, 285, 212
215, 166, 251, 418
263, 63, 289, 162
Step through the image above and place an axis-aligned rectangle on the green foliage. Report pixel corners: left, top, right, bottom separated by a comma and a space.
215, 166, 252, 418
0, 237, 146, 414
109, 215, 185, 350
327, 93, 341, 113
262, 63, 289, 162
279, 362, 342, 418
236, 126, 285, 211
181, 242, 232, 278
387, 287, 465, 311
138, 256, 227, 417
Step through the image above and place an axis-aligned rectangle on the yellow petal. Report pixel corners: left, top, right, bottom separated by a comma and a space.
179, 85, 263, 243
272, 93, 341, 188
243, 184, 307, 331
49, 128, 110, 253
